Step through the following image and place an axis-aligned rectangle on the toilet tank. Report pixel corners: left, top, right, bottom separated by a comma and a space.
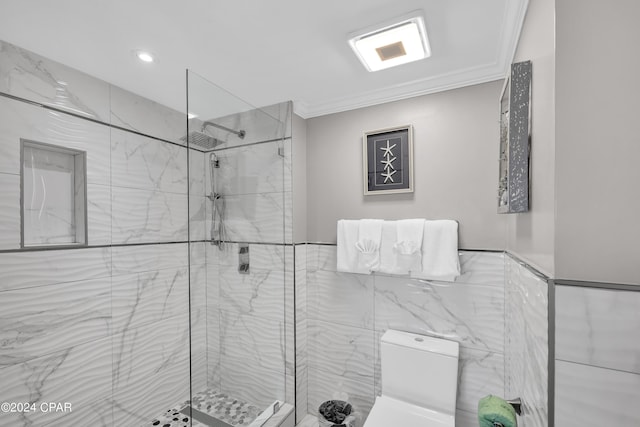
380, 330, 459, 416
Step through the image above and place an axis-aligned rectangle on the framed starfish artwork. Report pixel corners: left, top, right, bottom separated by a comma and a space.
363, 125, 413, 195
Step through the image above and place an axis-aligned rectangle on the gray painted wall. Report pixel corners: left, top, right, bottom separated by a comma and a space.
292, 113, 308, 243
555, 0, 640, 285
303, 0, 640, 285
306, 81, 507, 249
507, 0, 556, 277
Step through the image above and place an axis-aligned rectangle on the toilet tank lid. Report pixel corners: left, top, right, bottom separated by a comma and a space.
381, 330, 459, 358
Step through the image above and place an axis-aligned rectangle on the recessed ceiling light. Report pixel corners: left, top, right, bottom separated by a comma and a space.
136, 50, 155, 63
187, 113, 198, 119
348, 11, 430, 72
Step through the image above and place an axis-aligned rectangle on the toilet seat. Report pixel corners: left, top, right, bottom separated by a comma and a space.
363, 395, 455, 427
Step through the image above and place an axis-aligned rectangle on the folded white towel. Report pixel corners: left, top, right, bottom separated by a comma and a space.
337, 220, 369, 274
412, 220, 460, 281
356, 219, 384, 272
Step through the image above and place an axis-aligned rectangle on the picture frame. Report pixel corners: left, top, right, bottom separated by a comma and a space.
363, 125, 413, 195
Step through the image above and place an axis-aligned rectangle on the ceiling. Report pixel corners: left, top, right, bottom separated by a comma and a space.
0, 0, 528, 119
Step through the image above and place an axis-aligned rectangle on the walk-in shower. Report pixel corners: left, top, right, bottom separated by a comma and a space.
179, 70, 294, 427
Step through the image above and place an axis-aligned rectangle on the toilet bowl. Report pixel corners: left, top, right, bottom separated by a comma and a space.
363, 330, 459, 427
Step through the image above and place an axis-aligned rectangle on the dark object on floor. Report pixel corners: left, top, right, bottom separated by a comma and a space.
319, 400, 352, 425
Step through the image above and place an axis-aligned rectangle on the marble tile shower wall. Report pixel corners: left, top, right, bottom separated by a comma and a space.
304, 245, 507, 427
205, 242, 291, 409
203, 132, 293, 244
505, 257, 548, 427
555, 285, 640, 426
196, 102, 292, 150
295, 244, 309, 423
0, 39, 204, 426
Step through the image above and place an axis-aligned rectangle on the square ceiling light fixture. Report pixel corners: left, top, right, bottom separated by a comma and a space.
348, 11, 431, 72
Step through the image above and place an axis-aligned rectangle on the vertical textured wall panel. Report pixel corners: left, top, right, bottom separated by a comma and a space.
505, 256, 549, 427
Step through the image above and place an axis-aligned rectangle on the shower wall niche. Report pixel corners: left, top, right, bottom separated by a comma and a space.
21, 139, 87, 247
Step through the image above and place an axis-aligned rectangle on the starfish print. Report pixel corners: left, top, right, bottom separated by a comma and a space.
379, 140, 396, 158
381, 169, 397, 183
380, 156, 396, 170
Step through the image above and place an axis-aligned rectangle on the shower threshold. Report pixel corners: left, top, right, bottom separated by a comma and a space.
150, 389, 292, 427
180, 406, 233, 427
182, 400, 281, 427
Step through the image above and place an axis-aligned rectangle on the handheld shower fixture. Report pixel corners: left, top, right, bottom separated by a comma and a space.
208, 152, 226, 248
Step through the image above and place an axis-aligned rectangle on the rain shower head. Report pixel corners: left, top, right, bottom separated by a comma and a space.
202, 121, 246, 139
182, 118, 246, 150
180, 131, 223, 150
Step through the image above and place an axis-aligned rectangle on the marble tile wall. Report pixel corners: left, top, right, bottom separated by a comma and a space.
304, 245, 507, 426
204, 135, 292, 243
285, 245, 296, 409
0, 40, 186, 144
189, 148, 207, 244
205, 242, 289, 409
0, 40, 111, 122
191, 242, 208, 393
295, 244, 309, 423
194, 101, 292, 149
110, 85, 186, 144
0, 335, 113, 426
206, 242, 222, 391
555, 285, 640, 426
505, 256, 549, 427
0, 242, 194, 426
0, 39, 196, 427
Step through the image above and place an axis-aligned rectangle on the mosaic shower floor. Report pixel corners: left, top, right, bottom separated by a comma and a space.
149, 389, 262, 427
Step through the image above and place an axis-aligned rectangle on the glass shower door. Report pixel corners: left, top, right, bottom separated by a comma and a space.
186, 70, 294, 427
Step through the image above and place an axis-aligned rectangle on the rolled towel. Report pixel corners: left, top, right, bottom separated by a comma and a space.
477, 395, 517, 427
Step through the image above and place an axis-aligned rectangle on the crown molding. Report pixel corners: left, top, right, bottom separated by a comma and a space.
294, 0, 530, 119
499, 0, 531, 71
294, 63, 504, 119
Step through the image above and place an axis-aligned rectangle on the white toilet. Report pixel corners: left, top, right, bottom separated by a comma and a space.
364, 329, 460, 427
